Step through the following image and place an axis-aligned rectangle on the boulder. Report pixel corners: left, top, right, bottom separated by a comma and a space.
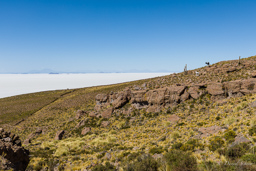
101, 121, 110, 127
146, 88, 167, 105
101, 107, 114, 119
0, 130, 29, 171
146, 105, 161, 113
167, 115, 180, 123
81, 127, 91, 135
130, 90, 147, 104
240, 78, 256, 94
94, 105, 103, 112
111, 89, 131, 109
206, 83, 224, 96
55, 130, 65, 140
166, 85, 186, 104
188, 86, 200, 99
75, 119, 87, 129
223, 80, 241, 96
75, 110, 87, 119
89, 111, 98, 117
95, 94, 108, 103
180, 90, 190, 101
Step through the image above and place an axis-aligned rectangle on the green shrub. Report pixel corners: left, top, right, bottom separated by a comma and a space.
172, 142, 183, 150
217, 148, 227, 156
181, 139, 204, 152
92, 162, 115, 171
249, 125, 256, 136
209, 136, 225, 151
216, 116, 221, 120
171, 132, 180, 140
149, 147, 164, 154
224, 130, 236, 143
127, 152, 141, 161
226, 143, 250, 160
241, 154, 256, 164
124, 154, 159, 171
164, 150, 198, 171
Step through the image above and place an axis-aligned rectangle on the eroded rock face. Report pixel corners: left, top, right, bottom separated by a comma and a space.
93, 78, 256, 117
0, 129, 29, 171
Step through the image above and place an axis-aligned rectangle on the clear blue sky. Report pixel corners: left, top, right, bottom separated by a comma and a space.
0, 0, 255, 73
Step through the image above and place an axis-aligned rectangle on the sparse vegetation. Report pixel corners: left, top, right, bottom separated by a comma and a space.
2, 55, 256, 169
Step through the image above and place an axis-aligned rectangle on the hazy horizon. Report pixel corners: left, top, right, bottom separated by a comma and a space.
0, 73, 170, 99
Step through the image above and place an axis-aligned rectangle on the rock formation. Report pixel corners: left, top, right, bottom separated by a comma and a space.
0, 128, 29, 171
92, 78, 256, 116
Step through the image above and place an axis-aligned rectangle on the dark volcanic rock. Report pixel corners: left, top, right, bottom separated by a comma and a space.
0, 129, 29, 171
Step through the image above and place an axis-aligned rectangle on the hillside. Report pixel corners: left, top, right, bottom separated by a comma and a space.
2, 55, 256, 170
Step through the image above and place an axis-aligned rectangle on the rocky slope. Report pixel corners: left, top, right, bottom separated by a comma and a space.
1, 55, 256, 170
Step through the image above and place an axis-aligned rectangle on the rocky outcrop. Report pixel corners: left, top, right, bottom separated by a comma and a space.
92, 78, 256, 117
0, 128, 29, 171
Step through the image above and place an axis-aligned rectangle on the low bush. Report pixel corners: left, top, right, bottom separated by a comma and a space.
241, 154, 256, 164
124, 154, 159, 171
172, 142, 183, 150
209, 136, 225, 152
224, 130, 236, 143
92, 162, 115, 171
149, 147, 165, 154
181, 139, 204, 152
226, 143, 250, 160
164, 150, 197, 171
249, 125, 256, 136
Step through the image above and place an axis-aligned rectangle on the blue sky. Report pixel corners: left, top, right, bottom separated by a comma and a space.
0, 0, 255, 73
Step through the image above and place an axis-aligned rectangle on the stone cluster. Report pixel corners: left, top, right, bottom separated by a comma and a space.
0, 128, 29, 171
92, 78, 256, 117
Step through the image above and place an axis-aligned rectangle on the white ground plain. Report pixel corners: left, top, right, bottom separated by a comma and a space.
0, 73, 170, 99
